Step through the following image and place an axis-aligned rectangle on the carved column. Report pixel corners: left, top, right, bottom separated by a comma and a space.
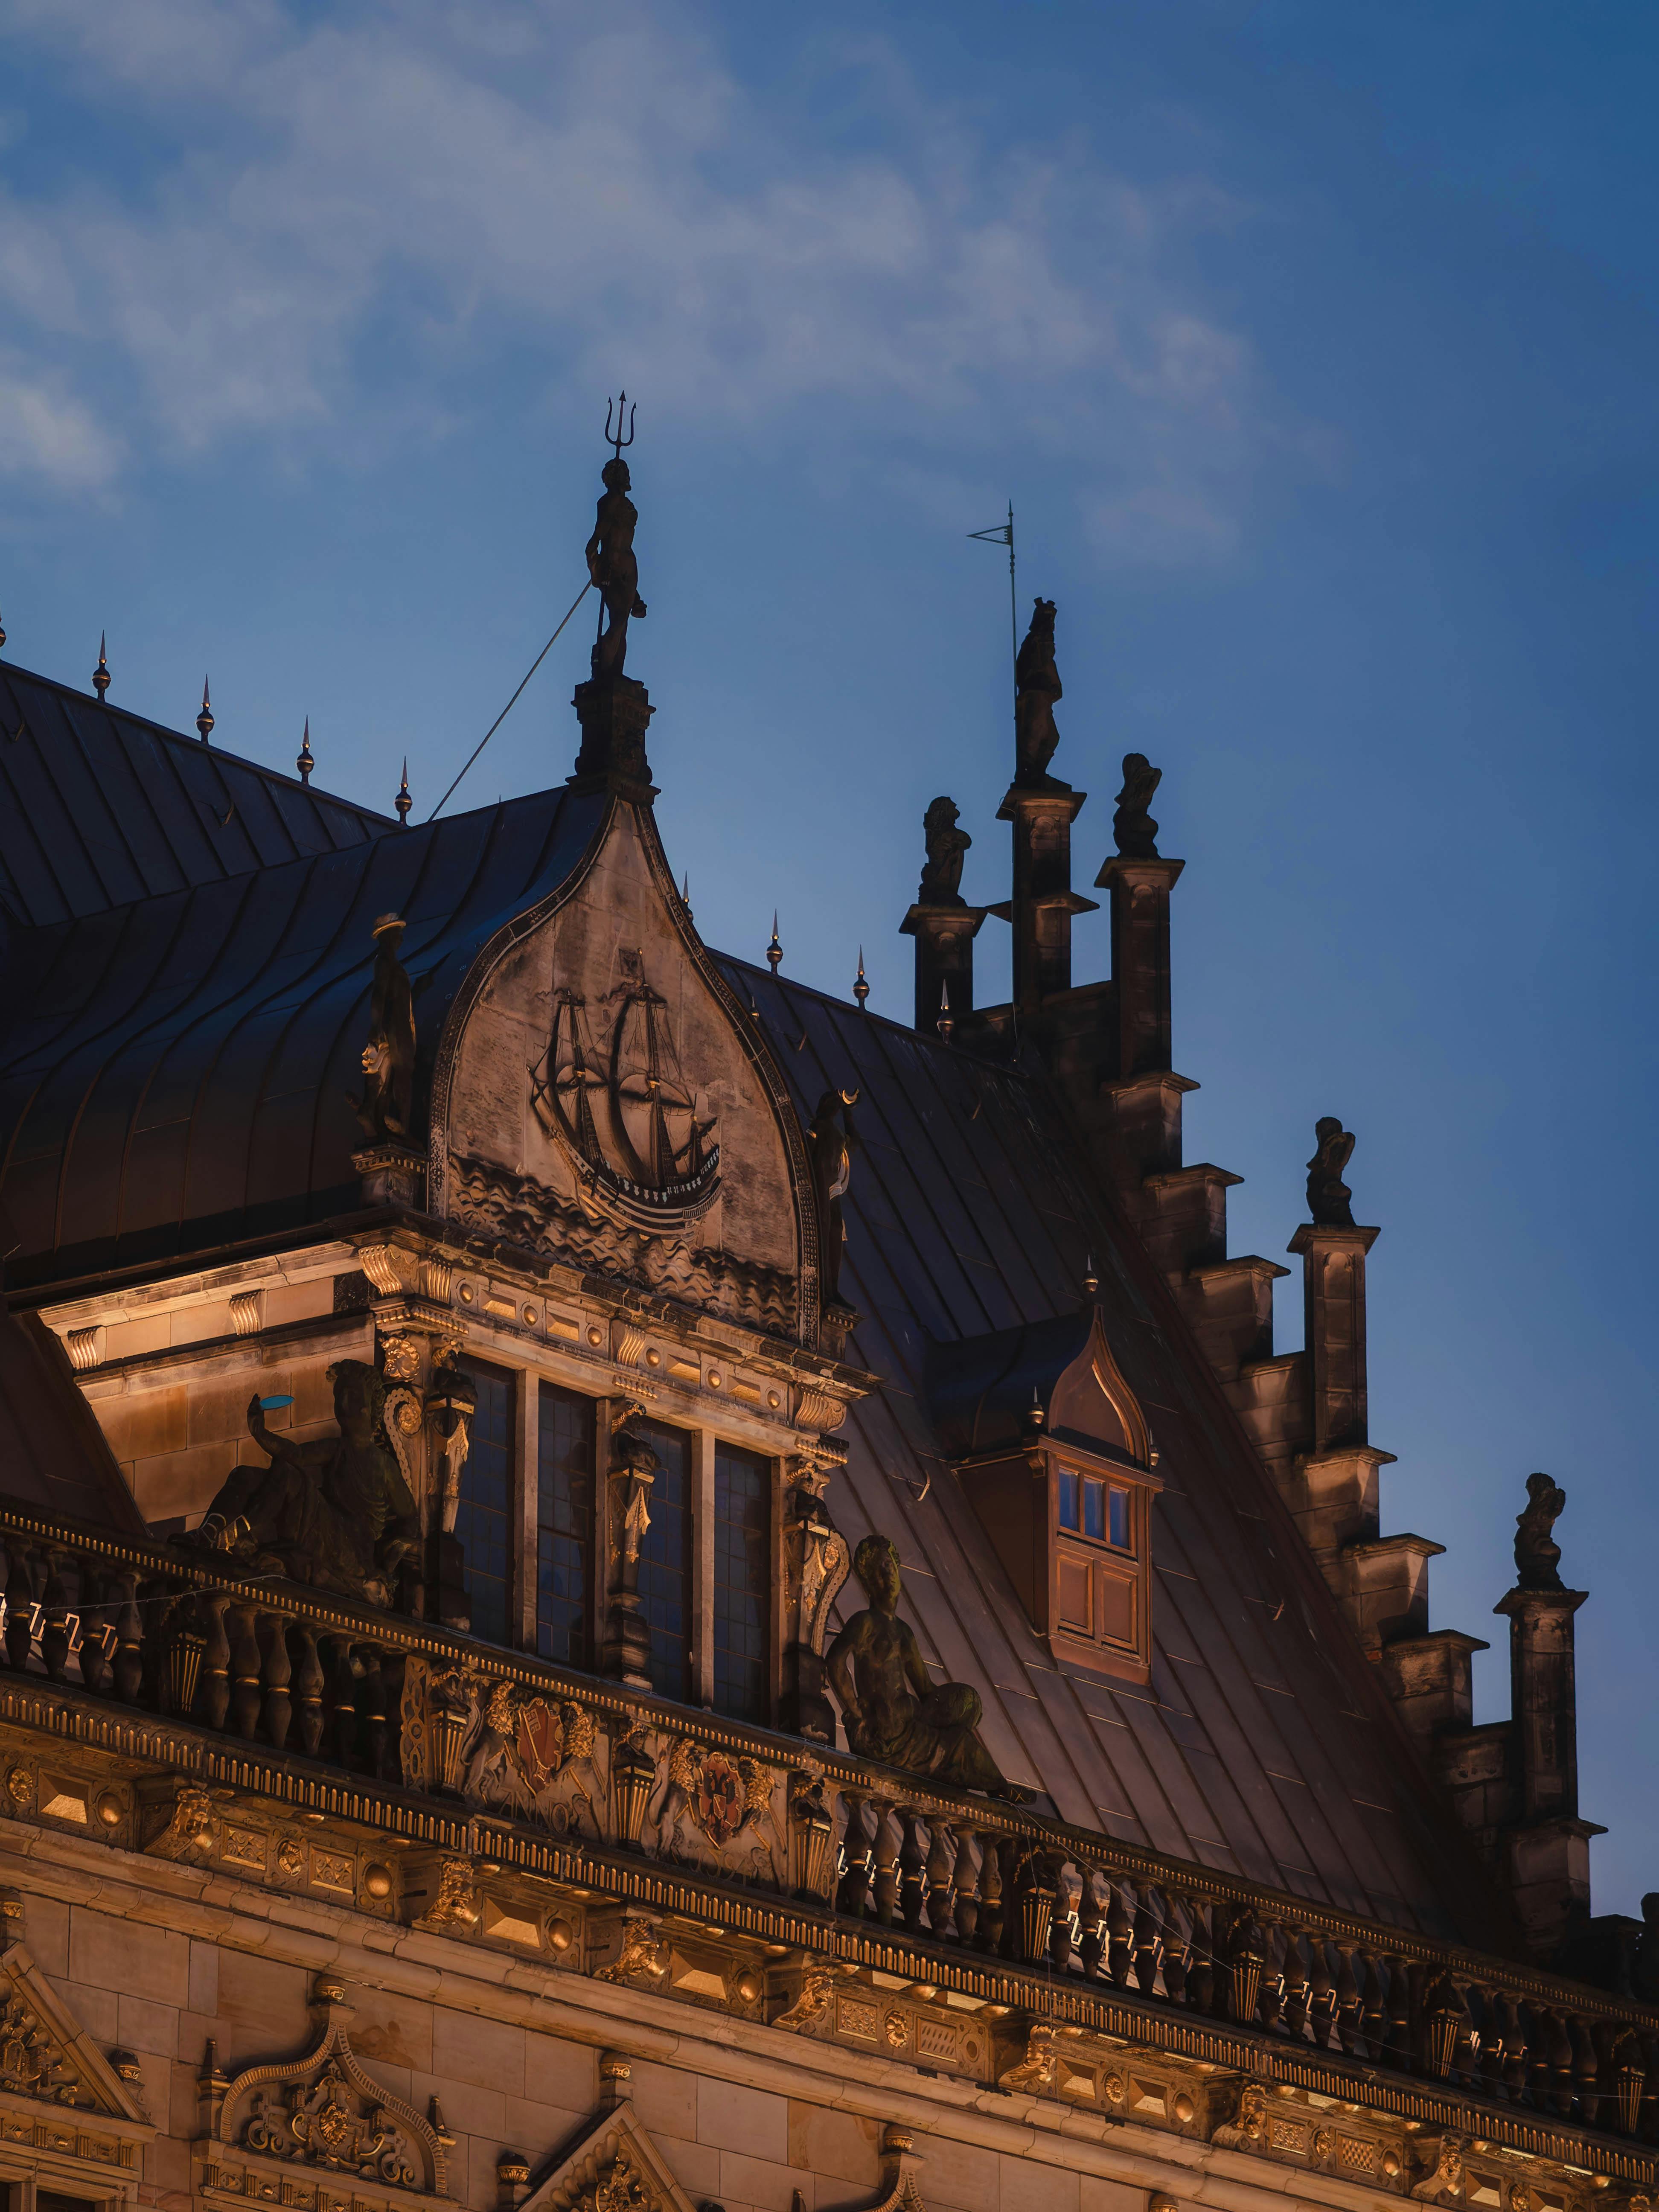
1095, 853, 1185, 1079
900, 901, 987, 1033
989, 783, 1096, 1016
1287, 1220, 1379, 1452
601, 1403, 655, 1690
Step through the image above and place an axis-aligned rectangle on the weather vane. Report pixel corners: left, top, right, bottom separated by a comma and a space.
967, 501, 1018, 680
605, 390, 636, 463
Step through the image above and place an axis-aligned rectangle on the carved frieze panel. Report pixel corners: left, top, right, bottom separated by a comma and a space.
651, 1736, 783, 1885
400, 1660, 600, 1838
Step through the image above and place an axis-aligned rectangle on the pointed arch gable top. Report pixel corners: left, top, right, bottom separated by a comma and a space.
925, 1304, 1150, 1465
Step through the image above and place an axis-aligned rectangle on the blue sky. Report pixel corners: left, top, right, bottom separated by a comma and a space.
5, 1, 1659, 1913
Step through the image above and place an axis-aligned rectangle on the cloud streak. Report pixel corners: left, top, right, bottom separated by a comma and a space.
0, 0, 1266, 558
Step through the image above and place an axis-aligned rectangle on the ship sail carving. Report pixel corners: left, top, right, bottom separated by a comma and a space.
531, 949, 720, 1232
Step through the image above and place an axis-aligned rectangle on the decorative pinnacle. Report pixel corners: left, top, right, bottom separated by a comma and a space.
1083, 1252, 1099, 1296
395, 757, 412, 827
0, 609, 7, 650
766, 912, 782, 975
936, 980, 953, 1043
296, 717, 314, 785
853, 948, 870, 1010
92, 632, 110, 701
680, 872, 693, 921
196, 677, 214, 743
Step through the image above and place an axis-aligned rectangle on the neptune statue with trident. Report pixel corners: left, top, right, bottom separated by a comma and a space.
586, 393, 647, 679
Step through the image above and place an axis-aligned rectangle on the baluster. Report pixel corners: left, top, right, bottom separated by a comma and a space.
1307, 1934, 1336, 2049
1569, 2012, 1598, 2126
925, 1819, 954, 1936
1049, 1863, 1074, 1977
1334, 1940, 1362, 2052
976, 1832, 1005, 1956
1546, 2008, 1574, 2118
1257, 1917, 1284, 2035
38, 1551, 70, 1682
896, 1810, 925, 1933
198, 1592, 231, 1729
113, 1571, 143, 1702
1132, 1883, 1162, 1995
1500, 1992, 1529, 2103
1281, 1925, 1309, 2040
870, 1802, 899, 1927
292, 1623, 324, 1757
1159, 1893, 1189, 2008
1076, 1869, 1103, 1980
4, 1541, 36, 1671
1359, 1949, 1384, 2061
1476, 1982, 1506, 2101
358, 1646, 389, 1778
1187, 1900, 1214, 2016
951, 1827, 979, 1947
836, 1793, 873, 1918
78, 1573, 114, 1698
260, 1611, 292, 1750
329, 1639, 360, 1767
227, 1604, 261, 1738
1526, 2001, 1552, 2107
1383, 1956, 1412, 2075
1106, 1878, 1133, 1986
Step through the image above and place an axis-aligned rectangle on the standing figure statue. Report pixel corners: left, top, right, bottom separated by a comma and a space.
586, 458, 647, 680
918, 796, 972, 905
190, 1360, 420, 1610
351, 914, 416, 1142
807, 1088, 860, 1310
827, 1536, 1026, 1798
1515, 1470, 1568, 1591
1307, 1116, 1356, 1227
1112, 753, 1162, 859
1013, 598, 1063, 786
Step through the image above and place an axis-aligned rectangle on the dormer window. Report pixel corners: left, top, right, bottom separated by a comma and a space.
928, 1306, 1163, 1685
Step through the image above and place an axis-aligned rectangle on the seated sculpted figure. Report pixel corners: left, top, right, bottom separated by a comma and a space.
827, 1535, 1027, 1799
191, 1360, 419, 1610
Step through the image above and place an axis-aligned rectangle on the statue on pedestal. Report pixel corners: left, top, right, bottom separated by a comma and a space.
585, 448, 646, 681
1307, 1116, 1356, 1227
807, 1088, 860, 1310
918, 797, 972, 905
1112, 753, 1162, 859
1013, 598, 1062, 787
190, 1361, 420, 1610
1515, 1470, 1567, 1591
350, 915, 416, 1143
827, 1535, 1026, 1799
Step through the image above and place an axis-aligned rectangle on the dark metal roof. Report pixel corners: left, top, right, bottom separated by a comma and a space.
924, 1307, 1098, 1457
720, 955, 1508, 1949
0, 1304, 148, 1535
0, 786, 607, 1283
0, 660, 392, 929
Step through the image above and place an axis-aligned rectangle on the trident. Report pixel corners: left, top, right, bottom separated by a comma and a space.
604, 391, 636, 463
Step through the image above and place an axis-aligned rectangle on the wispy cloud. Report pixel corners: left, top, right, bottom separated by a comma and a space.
0, 0, 1266, 557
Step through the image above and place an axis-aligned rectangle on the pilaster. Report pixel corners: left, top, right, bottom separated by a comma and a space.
1094, 854, 1185, 1079
989, 783, 1097, 1015
1378, 1627, 1488, 1745
569, 675, 655, 801
1493, 1584, 1587, 1822
1287, 1222, 1380, 1452
900, 902, 988, 1033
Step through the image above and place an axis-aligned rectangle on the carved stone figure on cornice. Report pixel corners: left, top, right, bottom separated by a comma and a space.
807, 1089, 860, 1313
771, 1962, 835, 2034
1112, 752, 1162, 859
826, 1535, 1026, 1799
1013, 598, 1063, 788
1307, 1116, 1357, 1228
189, 1362, 419, 1609
782, 1462, 850, 1744
351, 914, 417, 1144
592, 1912, 668, 1987
1211, 2081, 1269, 2148
998, 2020, 1056, 2094
143, 1781, 226, 1863
414, 1857, 478, 1934
1410, 2134, 1469, 2204
1515, 1471, 1568, 1592
918, 797, 972, 906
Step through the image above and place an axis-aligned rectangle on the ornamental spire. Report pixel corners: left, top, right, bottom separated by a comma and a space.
296, 717, 314, 785
196, 678, 214, 743
92, 632, 110, 701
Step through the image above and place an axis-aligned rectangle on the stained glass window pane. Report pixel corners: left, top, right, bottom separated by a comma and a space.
457, 1360, 512, 1647
638, 1421, 692, 1702
714, 1444, 768, 1722
538, 1384, 594, 1668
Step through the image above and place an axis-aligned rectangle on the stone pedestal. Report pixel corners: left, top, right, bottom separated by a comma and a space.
1094, 854, 1185, 1079
1492, 1584, 1599, 1955
900, 901, 987, 1033
988, 781, 1097, 1015
570, 674, 655, 799
1287, 1222, 1380, 1452
351, 1144, 424, 1209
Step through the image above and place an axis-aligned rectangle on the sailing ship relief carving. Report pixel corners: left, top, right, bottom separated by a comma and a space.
531, 949, 720, 1232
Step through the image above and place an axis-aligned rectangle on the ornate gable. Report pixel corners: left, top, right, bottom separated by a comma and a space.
198, 1976, 452, 2212
431, 801, 817, 1341
513, 2086, 696, 2212
0, 1900, 149, 2125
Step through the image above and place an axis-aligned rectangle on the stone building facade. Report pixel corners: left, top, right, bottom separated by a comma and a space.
0, 455, 1651, 2212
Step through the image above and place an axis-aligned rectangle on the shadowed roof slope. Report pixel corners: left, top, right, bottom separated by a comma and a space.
0, 660, 392, 930
0, 1304, 148, 1535
0, 786, 607, 1285
719, 954, 1510, 1953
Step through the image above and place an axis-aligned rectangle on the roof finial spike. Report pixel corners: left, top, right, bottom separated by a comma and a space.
395, 757, 412, 828
936, 979, 954, 1044
853, 947, 870, 1011
680, 871, 693, 921
92, 632, 110, 701
296, 716, 314, 785
1083, 1251, 1099, 1297
196, 676, 214, 744
0, 609, 8, 652
766, 911, 783, 975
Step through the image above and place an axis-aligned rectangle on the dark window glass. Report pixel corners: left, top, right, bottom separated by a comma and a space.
1083, 1476, 1105, 1541
714, 1444, 769, 1722
538, 1384, 594, 1668
1108, 1485, 1130, 1549
1058, 1468, 1080, 1530
638, 1421, 692, 1701
457, 1360, 513, 1646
